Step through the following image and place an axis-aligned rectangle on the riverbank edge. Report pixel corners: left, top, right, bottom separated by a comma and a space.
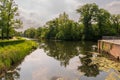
0, 40, 38, 76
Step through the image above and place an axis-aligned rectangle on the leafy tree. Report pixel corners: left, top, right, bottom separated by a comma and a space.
110, 14, 120, 35
97, 9, 111, 37
44, 12, 83, 40
0, 0, 7, 39
0, 0, 21, 39
24, 28, 37, 38
46, 20, 58, 39
36, 27, 42, 39
40, 27, 49, 39
76, 3, 99, 40
24, 3, 120, 41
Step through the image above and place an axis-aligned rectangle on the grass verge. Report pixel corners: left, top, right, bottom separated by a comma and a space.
0, 40, 38, 74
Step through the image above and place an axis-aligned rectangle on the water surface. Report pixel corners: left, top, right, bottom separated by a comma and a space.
1, 41, 120, 80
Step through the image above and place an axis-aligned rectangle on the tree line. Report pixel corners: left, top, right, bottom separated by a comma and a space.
23, 3, 119, 41
0, 0, 22, 40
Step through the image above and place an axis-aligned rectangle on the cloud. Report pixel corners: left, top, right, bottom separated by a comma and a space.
15, 0, 82, 30
32, 67, 48, 80
17, 8, 42, 31
105, 1, 120, 14
15, 0, 120, 30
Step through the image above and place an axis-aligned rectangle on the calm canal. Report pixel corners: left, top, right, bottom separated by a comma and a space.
1, 41, 120, 80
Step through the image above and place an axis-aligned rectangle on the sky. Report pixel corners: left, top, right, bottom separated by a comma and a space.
15, 0, 120, 30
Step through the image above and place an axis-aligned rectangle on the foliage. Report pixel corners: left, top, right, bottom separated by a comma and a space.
0, 0, 22, 40
76, 3, 120, 40
24, 3, 120, 41
110, 14, 120, 35
25, 12, 84, 41
24, 27, 37, 38
45, 12, 82, 40
76, 3, 99, 40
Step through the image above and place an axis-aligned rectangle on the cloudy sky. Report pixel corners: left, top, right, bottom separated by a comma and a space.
15, 0, 120, 30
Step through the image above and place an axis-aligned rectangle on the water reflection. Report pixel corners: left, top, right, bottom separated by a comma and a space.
78, 52, 99, 77
1, 68, 20, 80
41, 41, 76, 67
1, 41, 120, 80
40, 41, 100, 77
40, 41, 95, 67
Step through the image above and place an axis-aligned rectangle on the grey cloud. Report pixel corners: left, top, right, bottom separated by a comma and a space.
17, 0, 82, 28
15, 0, 120, 30
105, 1, 120, 14
17, 8, 41, 31
76, 0, 116, 6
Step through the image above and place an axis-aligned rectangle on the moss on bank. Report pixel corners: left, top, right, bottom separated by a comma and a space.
0, 40, 38, 74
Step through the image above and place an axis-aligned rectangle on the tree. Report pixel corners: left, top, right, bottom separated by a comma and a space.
0, 0, 7, 39
76, 3, 99, 40
44, 12, 83, 40
36, 27, 42, 39
110, 14, 120, 35
46, 20, 58, 39
0, 0, 20, 39
97, 9, 111, 37
24, 28, 37, 38
33, 12, 84, 40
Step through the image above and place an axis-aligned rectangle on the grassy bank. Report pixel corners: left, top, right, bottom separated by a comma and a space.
0, 40, 38, 74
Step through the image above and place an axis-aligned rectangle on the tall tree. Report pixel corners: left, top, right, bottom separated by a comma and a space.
0, 0, 7, 39
44, 12, 82, 40
76, 3, 99, 40
0, 0, 20, 39
97, 9, 110, 37
24, 28, 37, 38
110, 14, 120, 35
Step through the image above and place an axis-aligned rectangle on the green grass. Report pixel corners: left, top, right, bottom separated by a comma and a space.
0, 40, 38, 74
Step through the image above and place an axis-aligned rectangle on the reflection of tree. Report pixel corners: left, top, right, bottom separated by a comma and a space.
40, 41, 96, 67
78, 53, 99, 77
41, 41, 80, 67
0, 68, 20, 80
40, 41, 100, 77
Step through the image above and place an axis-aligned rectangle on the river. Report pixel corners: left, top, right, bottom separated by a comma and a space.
1, 41, 120, 80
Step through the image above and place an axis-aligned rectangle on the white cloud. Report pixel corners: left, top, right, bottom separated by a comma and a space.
15, 0, 120, 30
15, 0, 82, 30
105, 1, 120, 14
17, 8, 41, 31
